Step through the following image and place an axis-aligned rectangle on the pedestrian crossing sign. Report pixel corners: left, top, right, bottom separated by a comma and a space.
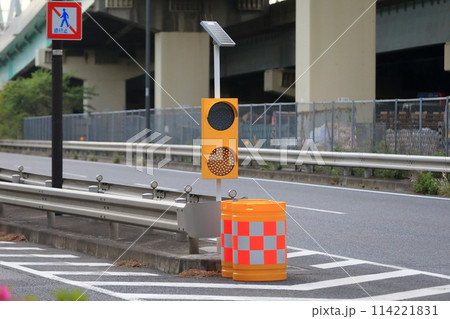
47, 2, 82, 40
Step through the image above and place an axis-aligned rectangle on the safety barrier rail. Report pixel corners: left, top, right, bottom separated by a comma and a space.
1, 139, 449, 174
0, 169, 222, 254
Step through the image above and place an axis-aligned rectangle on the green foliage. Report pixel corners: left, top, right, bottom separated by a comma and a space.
87, 153, 98, 162
413, 172, 438, 195
436, 173, 450, 197
375, 169, 409, 180
0, 69, 96, 139
260, 162, 274, 171
374, 140, 390, 154
1, 284, 87, 301
53, 289, 88, 301
330, 168, 341, 185
112, 152, 121, 164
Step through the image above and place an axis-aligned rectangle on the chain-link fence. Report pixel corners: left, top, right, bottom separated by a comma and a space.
23, 97, 449, 155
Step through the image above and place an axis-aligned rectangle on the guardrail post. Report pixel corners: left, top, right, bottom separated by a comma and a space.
0, 203, 4, 218
175, 197, 189, 243
45, 180, 56, 228
364, 168, 372, 178
303, 164, 314, 173
344, 167, 352, 176
189, 237, 199, 254
175, 188, 198, 253
12, 174, 20, 184
109, 222, 119, 240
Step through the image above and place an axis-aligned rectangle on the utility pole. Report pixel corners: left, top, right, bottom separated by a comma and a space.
145, 0, 151, 130
52, 40, 63, 189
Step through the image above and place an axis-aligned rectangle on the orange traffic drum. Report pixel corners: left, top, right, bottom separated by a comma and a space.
222, 199, 287, 282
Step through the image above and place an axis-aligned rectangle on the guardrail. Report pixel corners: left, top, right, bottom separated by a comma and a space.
0, 167, 224, 254
1, 139, 449, 174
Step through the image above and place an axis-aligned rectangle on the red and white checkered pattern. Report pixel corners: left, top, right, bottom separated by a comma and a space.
232, 220, 286, 265
221, 218, 233, 263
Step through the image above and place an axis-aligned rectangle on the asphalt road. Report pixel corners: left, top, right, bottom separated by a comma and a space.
1, 152, 450, 303
0, 152, 449, 279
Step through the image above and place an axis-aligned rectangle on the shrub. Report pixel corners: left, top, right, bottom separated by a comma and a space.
436, 173, 450, 197
112, 153, 120, 164
413, 172, 438, 195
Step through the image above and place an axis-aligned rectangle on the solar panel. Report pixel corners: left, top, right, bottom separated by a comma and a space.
200, 21, 236, 47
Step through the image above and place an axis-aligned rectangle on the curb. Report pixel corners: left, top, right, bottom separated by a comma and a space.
0, 217, 221, 275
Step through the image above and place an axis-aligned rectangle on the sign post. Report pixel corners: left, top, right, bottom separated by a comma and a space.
46, 2, 82, 190
200, 21, 237, 202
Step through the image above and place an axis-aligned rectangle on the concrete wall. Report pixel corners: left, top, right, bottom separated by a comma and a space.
154, 32, 209, 108
295, 0, 376, 104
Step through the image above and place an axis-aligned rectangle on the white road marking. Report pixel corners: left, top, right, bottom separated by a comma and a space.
0, 254, 79, 258
81, 270, 420, 292
0, 247, 45, 251
45, 271, 158, 277
7, 262, 112, 266
357, 284, 450, 301
290, 269, 420, 291
115, 293, 330, 301
287, 248, 450, 281
0, 261, 131, 301
312, 259, 367, 269
1, 242, 448, 301
287, 250, 318, 258
0, 241, 15, 244
287, 204, 346, 215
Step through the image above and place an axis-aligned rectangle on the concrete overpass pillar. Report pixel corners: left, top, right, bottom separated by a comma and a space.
154, 32, 209, 108
295, 0, 376, 104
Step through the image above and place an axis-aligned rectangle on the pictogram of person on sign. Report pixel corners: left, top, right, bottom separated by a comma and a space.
60, 9, 69, 27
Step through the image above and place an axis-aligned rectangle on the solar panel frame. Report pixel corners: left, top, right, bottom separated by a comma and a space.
200, 21, 236, 47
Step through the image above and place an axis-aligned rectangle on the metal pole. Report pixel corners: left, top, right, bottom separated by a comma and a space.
372, 99, 376, 153
331, 101, 335, 151
145, 0, 151, 130
419, 97, 423, 155
213, 44, 221, 202
250, 104, 253, 141
312, 102, 316, 143
52, 40, 63, 189
351, 100, 355, 152
394, 99, 398, 154
214, 44, 220, 98
446, 96, 449, 157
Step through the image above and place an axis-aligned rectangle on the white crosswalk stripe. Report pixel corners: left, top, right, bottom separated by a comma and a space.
45, 271, 159, 276
0, 254, 79, 258
0, 247, 45, 250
